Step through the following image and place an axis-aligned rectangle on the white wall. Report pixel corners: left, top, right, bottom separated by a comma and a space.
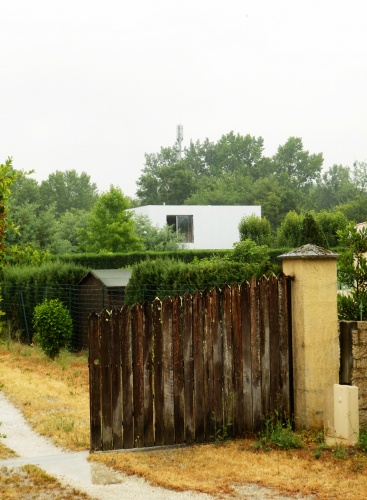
130, 205, 261, 250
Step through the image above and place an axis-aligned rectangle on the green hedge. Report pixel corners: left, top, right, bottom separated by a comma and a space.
125, 258, 282, 305
49, 250, 231, 268
49, 248, 293, 269
1, 261, 87, 343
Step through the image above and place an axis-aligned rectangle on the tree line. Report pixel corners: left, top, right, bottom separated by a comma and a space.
137, 132, 367, 230
3, 131, 367, 261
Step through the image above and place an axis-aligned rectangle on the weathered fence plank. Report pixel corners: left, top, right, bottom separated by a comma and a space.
153, 298, 164, 446
241, 280, 253, 432
183, 292, 194, 444
132, 304, 144, 447
211, 287, 223, 434
250, 278, 262, 431
162, 297, 175, 445
222, 285, 233, 434
111, 308, 123, 450
193, 290, 204, 442
260, 276, 270, 420
89, 312, 102, 451
203, 289, 214, 440
100, 310, 113, 450
143, 302, 154, 447
173, 295, 184, 444
232, 283, 244, 437
269, 274, 280, 414
121, 305, 133, 449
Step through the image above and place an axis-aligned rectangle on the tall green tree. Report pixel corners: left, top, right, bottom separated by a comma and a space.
0, 158, 25, 261
272, 137, 323, 190
337, 222, 367, 320
311, 164, 356, 211
314, 210, 349, 248
299, 212, 327, 247
39, 170, 98, 214
238, 214, 272, 246
136, 146, 193, 205
276, 211, 304, 248
133, 214, 186, 251
79, 186, 144, 253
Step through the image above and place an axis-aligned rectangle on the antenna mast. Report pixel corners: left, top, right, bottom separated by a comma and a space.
176, 124, 183, 159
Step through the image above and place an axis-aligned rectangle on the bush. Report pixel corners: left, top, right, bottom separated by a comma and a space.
33, 299, 73, 358
124, 255, 281, 305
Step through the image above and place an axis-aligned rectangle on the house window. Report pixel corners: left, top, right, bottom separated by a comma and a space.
166, 215, 194, 243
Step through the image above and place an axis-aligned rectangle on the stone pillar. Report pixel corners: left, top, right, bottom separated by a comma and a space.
279, 244, 340, 430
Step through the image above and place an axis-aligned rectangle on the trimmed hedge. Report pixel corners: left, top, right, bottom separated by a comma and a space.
125, 257, 282, 305
1, 261, 87, 342
50, 248, 291, 269
49, 250, 229, 268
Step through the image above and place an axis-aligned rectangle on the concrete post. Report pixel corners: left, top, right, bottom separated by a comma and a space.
279, 244, 340, 430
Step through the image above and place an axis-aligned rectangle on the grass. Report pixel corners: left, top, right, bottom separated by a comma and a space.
0, 464, 91, 499
2, 340, 367, 498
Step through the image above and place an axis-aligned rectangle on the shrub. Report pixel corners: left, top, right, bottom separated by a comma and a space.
33, 299, 73, 358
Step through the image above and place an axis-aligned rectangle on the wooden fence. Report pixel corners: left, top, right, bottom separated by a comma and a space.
88, 273, 293, 451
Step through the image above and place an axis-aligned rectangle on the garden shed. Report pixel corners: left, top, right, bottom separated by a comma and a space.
77, 269, 132, 347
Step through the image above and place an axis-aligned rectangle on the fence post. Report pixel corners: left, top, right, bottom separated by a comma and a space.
279, 244, 340, 430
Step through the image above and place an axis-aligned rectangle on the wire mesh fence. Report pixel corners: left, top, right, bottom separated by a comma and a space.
1, 281, 254, 349
1, 284, 127, 349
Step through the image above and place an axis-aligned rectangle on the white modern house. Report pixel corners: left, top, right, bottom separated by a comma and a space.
129, 205, 261, 250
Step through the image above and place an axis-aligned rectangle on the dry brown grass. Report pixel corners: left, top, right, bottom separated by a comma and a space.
0, 442, 18, 460
0, 342, 90, 450
2, 341, 367, 499
0, 464, 91, 499
90, 440, 367, 499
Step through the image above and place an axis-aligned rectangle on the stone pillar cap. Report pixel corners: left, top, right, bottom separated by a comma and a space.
278, 244, 340, 260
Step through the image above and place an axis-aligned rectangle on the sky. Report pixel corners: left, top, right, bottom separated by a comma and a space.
1, 0, 366, 198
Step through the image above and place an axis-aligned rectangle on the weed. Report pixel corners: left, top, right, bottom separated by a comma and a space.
333, 444, 347, 460
135, 435, 141, 448
255, 411, 302, 450
358, 429, 367, 452
211, 412, 232, 445
53, 416, 75, 433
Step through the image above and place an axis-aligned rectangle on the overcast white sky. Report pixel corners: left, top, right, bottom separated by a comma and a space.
1, 0, 366, 197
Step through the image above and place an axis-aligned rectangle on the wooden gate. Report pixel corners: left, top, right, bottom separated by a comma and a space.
89, 273, 293, 451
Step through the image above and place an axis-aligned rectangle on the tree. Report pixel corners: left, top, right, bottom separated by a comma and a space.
238, 214, 272, 246
136, 146, 194, 205
133, 214, 186, 251
299, 212, 327, 247
0, 158, 25, 262
314, 210, 349, 248
39, 170, 98, 215
9, 176, 41, 208
79, 186, 144, 253
272, 137, 323, 190
52, 209, 89, 254
6, 202, 59, 250
337, 222, 367, 320
276, 211, 304, 248
230, 239, 270, 265
352, 161, 367, 192
311, 164, 356, 211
